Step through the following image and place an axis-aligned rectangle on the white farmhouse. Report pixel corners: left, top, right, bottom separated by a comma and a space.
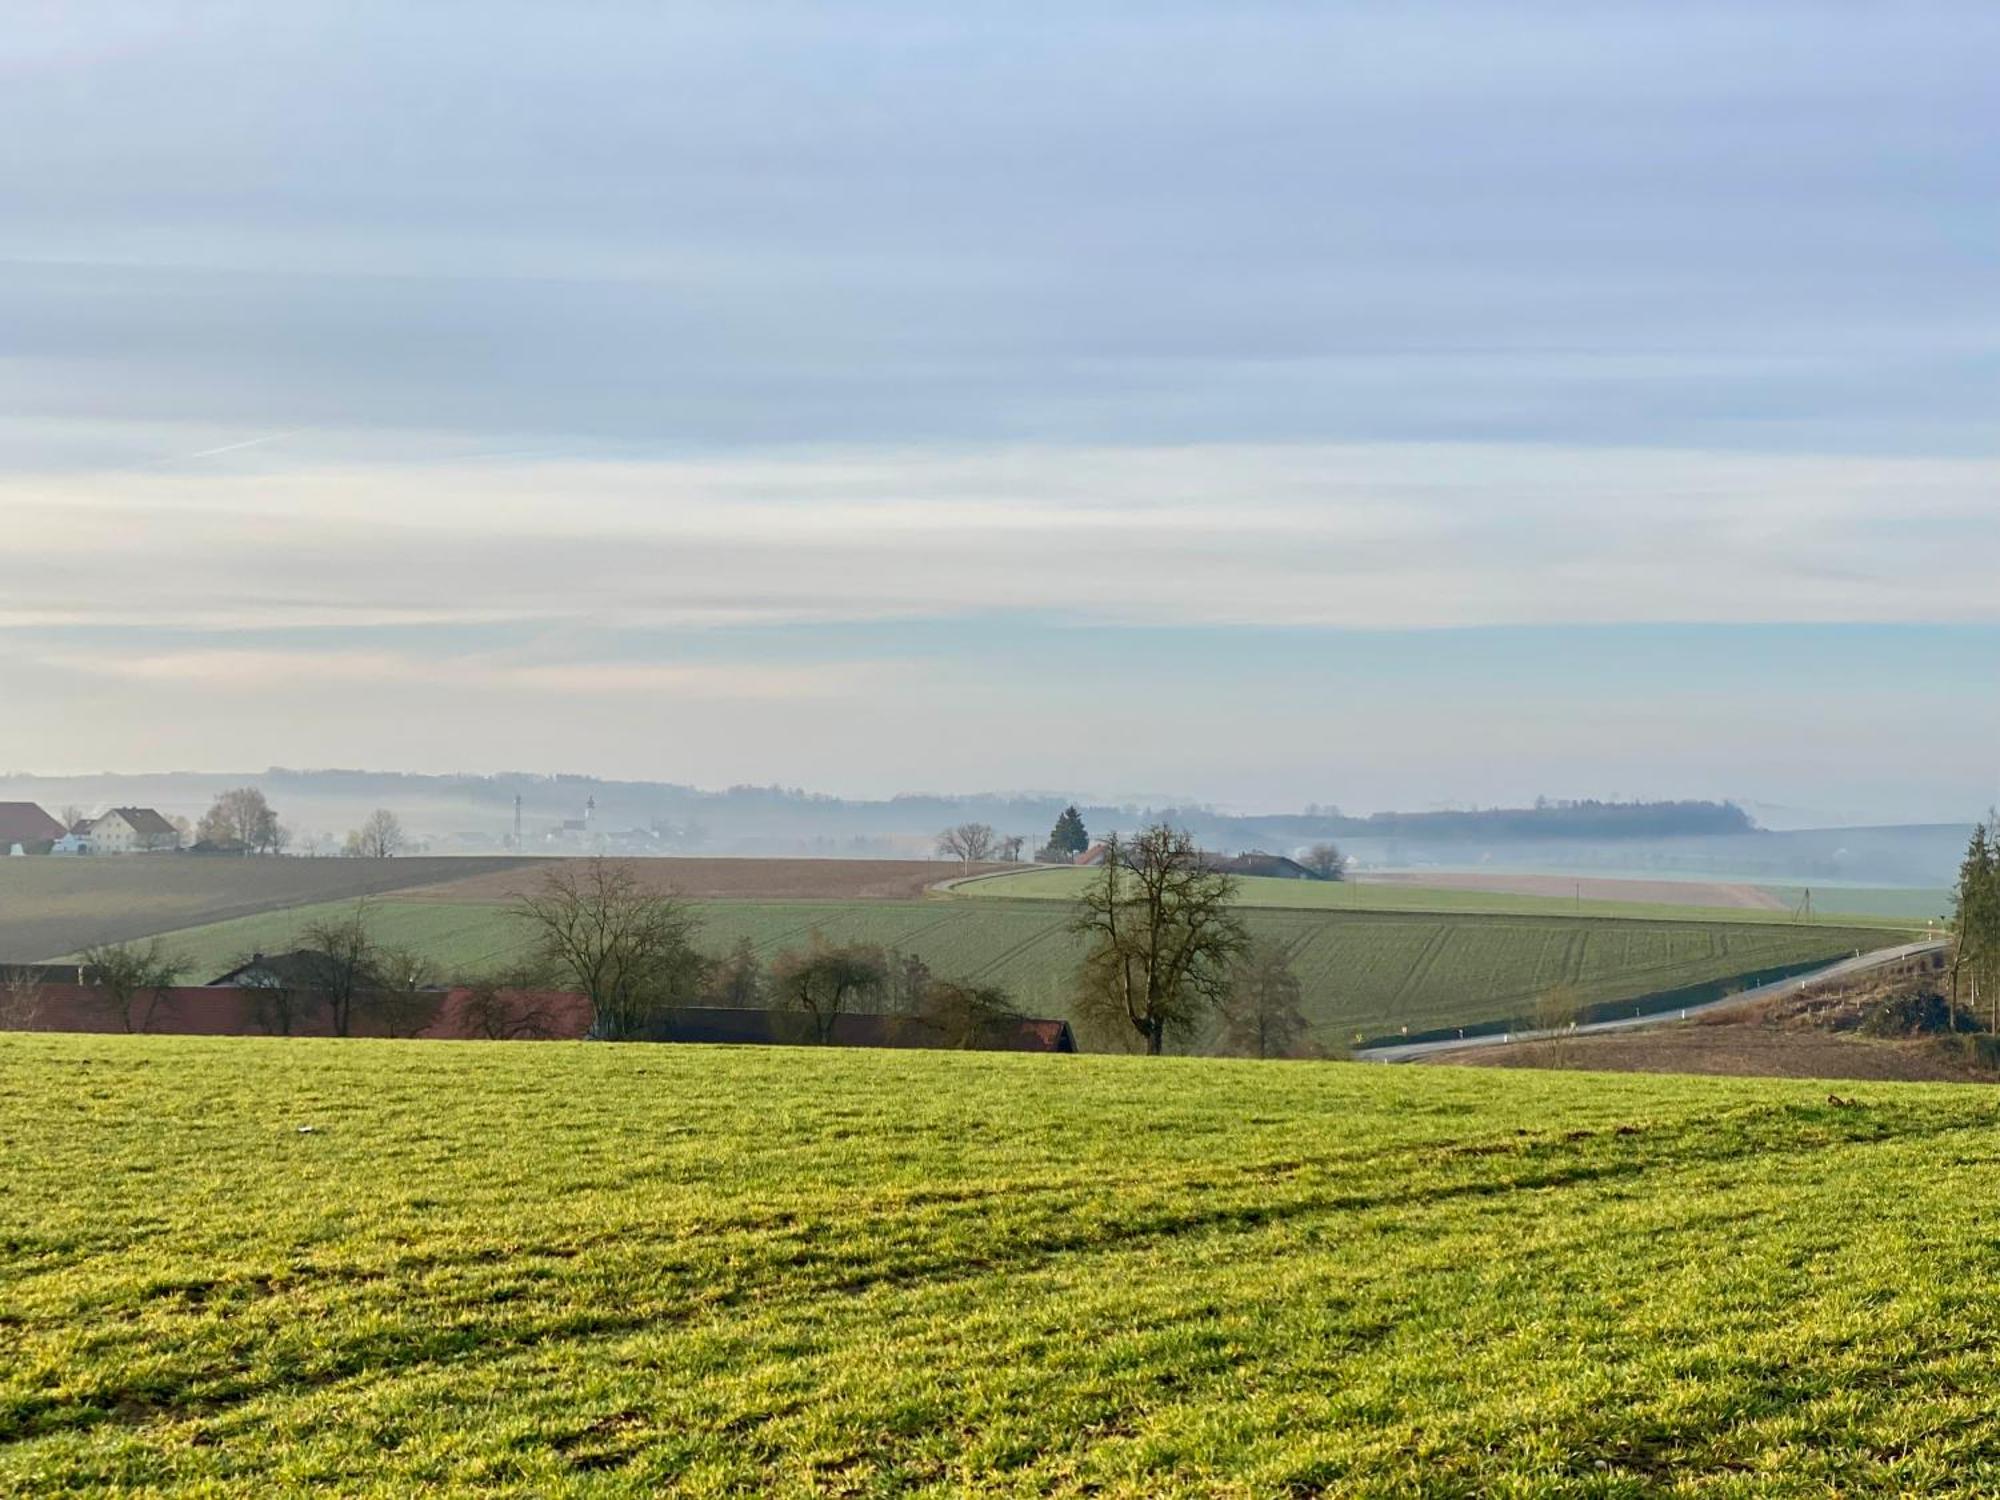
85, 807, 182, 853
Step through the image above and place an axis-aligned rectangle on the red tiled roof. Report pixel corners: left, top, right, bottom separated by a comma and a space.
0, 802, 65, 847
107, 806, 178, 838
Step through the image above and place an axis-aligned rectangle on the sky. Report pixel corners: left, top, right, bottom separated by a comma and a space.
3, 2, 1997, 822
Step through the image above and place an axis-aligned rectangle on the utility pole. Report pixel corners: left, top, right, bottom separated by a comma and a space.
513, 794, 522, 850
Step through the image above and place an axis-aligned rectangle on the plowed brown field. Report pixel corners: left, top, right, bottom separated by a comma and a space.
390, 857, 1007, 905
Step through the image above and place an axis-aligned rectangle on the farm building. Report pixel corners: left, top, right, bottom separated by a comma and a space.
206, 951, 340, 989
0, 802, 65, 856
1207, 851, 1318, 880
60, 807, 180, 854
655, 1009, 1077, 1052
83, 807, 181, 853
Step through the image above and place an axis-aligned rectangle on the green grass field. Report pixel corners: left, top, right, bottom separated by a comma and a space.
7, 1032, 2000, 1494
114, 897, 1892, 1047
951, 867, 1929, 928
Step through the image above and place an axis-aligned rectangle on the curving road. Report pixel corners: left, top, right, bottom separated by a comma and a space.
1357, 938, 1948, 1063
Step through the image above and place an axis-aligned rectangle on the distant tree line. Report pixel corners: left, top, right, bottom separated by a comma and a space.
1318, 799, 1754, 842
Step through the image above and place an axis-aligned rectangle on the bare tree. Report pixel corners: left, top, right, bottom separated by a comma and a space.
197, 787, 284, 853
456, 962, 561, 1040
345, 809, 407, 859
0, 968, 45, 1030
882, 949, 933, 1015
999, 834, 1026, 863
1216, 939, 1312, 1058
297, 902, 386, 1037
917, 977, 1021, 1049
705, 936, 765, 1007
80, 940, 186, 1033
1302, 843, 1347, 881
510, 858, 706, 1039
1533, 983, 1584, 1065
767, 936, 888, 1043
935, 823, 999, 865
58, 804, 85, 832
1070, 825, 1249, 1055
371, 946, 439, 1037
233, 952, 303, 1035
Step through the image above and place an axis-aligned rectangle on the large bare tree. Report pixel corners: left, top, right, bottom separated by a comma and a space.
197, 786, 285, 853
510, 858, 706, 1040
1070, 825, 1248, 1055
936, 822, 999, 865
345, 809, 406, 859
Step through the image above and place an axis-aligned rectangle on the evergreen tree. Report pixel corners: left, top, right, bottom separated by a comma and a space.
1048, 805, 1089, 857
1953, 822, 2000, 1031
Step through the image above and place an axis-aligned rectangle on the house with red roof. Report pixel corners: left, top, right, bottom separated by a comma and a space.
0, 803, 66, 856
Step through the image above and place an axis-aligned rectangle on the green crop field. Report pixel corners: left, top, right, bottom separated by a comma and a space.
107, 897, 1891, 1046
0, 857, 544, 966
7, 1032, 2000, 1494
952, 867, 1927, 929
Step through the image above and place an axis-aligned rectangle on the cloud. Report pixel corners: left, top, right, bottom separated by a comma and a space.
1, 440, 1995, 638
30, 643, 895, 701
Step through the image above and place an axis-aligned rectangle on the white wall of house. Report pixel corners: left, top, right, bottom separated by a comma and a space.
85, 811, 177, 853
91, 812, 140, 853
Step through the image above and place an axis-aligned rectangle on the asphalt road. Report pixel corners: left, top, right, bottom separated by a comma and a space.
1357, 938, 1949, 1063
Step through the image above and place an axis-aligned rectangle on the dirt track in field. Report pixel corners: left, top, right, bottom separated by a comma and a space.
390, 857, 1010, 905
1361, 871, 1788, 910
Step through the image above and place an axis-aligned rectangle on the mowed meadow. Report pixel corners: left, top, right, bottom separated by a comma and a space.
8, 1032, 2000, 1494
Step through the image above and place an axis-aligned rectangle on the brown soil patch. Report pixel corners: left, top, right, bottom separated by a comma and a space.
1432, 1026, 1989, 1083
1435, 964, 1989, 1084
391, 857, 1009, 905
1361, 871, 1787, 910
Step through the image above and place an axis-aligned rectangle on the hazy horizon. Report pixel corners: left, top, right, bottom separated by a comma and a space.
5, 4, 1996, 825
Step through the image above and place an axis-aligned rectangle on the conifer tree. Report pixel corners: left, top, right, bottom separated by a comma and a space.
1048, 805, 1089, 857
1953, 821, 2000, 1031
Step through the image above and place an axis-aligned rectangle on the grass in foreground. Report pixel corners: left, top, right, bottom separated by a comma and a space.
5, 1034, 2000, 1495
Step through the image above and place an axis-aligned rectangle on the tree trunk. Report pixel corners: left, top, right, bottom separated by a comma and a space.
1146, 1020, 1165, 1056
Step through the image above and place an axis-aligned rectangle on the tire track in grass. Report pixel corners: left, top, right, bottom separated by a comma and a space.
966, 915, 1073, 985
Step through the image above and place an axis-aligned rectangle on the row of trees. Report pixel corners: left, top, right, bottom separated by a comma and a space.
935, 805, 1096, 867
509, 860, 1024, 1044
511, 852, 1309, 1054
179, 787, 410, 858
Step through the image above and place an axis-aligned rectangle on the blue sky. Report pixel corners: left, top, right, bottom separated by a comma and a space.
2, 3, 1996, 820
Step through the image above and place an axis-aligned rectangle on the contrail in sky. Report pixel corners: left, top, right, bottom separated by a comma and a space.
144, 429, 308, 465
